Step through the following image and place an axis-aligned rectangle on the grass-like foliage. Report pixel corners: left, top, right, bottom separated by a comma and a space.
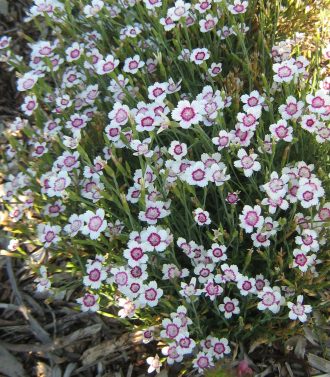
0, 0, 329, 374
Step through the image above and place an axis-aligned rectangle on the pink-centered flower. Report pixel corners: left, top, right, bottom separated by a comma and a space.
81, 208, 107, 240
171, 100, 205, 128
234, 149, 261, 177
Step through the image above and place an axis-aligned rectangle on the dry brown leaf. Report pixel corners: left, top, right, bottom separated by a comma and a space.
2, 323, 102, 354
248, 337, 269, 354
51, 323, 102, 351
81, 333, 131, 366
294, 336, 307, 360
0, 344, 27, 377
307, 354, 330, 373
303, 326, 319, 346
51, 365, 62, 377
254, 366, 274, 377
284, 335, 307, 359
63, 363, 77, 377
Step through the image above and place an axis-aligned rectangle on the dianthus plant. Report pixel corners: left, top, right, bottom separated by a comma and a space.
0, 0, 329, 375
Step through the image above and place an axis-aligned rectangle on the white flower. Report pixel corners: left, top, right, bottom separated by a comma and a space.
95, 54, 119, 74
108, 266, 129, 286
237, 108, 260, 132
234, 149, 261, 177
168, 0, 191, 20
162, 264, 188, 279
287, 295, 312, 322
21, 95, 38, 116
38, 223, 61, 248
228, 0, 249, 14
179, 277, 199, 302
273, 59, 298, 83
56, 151, 80, 171
297, 177, 324, 208
146, 354, 162, 374
130, 138, 154, 157
211, 337, 231, 359
193, 351, 214, 373
123, 55, 145, 74
237, 276, 256, 296
17, 72, 38, 91
239, 205, 264, 233
262, 171, 289, 200
81, 208, 107, 240
44, 200, 66, 218
117, 297, 137, 318
47, 171, 72, 198
31, 142, 48, 157
300, 114, 319, 133
176, 334, 196, 355
269, 119, 293, 142
255, 274, 270, 292
148, 82, 168, 102
64, 214, 84, 236
0, 35, 11, 49
83, 0, 104, 17
65, 113, 88, 134
295, 229, 319, 252
257, 286, 282, 313
314, 202, 330, 223
195, 0, 211, 13
168, 141, 187, 160
292, 249, 314, 272
212, 130, 233, 150
190, 48, 210, 65
123, 240, 148, 266
66, 42, 83, 62
306, 90, 330, 114
261, 196, 289, 214
108, 102, 130, 126
139, 281, 163, 307
218, 297, 240, 318
251, 231, 271, 248
207, 243, 227, 263
162, 343, 183, 364
160, 317, 183, 340
316, 123, 330, 143
139, 201, 170, 225
83, 261, 107, 289
140, 226, 170, 252
183, 161, 209, 187
77, 293, 99, 312
208, 163, 230, 186
63, 134, 81, 149
171, 100, 205, 128
279, 96, 304, 120
294, 55, 309, 73
241, 90, 264, 112
142, 327, 155, 344
135, 111, 158, 132
219, 263, 240, 282
203, 279, 223, 300
35, 266, 51, 292
194, 263, 215, 283
208, 62, 222, 77
199, 14, 218, 33
193, 208, 211, 226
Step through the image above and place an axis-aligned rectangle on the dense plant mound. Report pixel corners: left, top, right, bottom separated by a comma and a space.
0, 0, 329, 374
